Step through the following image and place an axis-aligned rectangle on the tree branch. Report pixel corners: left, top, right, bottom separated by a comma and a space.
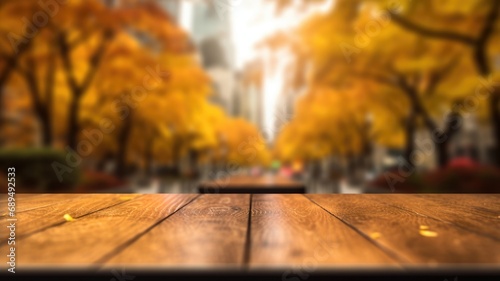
58, 30, 115, 97
0, 39, 33, 85
389, 11, 476, 45
352, 71, 396, 86
396, 74, 438, 132
425, 55, 459, 96
477, 0, 500, 46
473, 0, 500, 75
80, 31, 115, 93
44, 52, 56, 114
19, 57, 45, 117
57, 32, 81, 95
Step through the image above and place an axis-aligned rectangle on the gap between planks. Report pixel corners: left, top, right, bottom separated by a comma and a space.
306, 194, 500, 265
303, 194, 411, 265
242, 194, 253, 268
94, 195, 202, 266
368, 194, 500, 242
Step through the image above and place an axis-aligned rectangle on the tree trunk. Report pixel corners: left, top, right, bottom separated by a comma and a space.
0, 65, 15, 141
22, 66, 53, 147
144, 137, 154, 177
345, 154, 357, 184
66, 94, 81, 151
172, 137, 182, 177
0, 42, 32, 144
42, 53, 56, 146
436, 140, 450, 167
390, 1, 500, 165
433, 111, 461, 167
403, 108, 417, 165
39, 111, 52, 146
59, 31, 113, 151
115, 111, 133, 178
474, 41, 500, 165
189, 149, 200, 179
402, 84, 452, 167
489, 92, 500, 165
421, 116, 451, 168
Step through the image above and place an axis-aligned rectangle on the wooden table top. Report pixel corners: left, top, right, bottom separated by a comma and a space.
198, 175, 306, 193
1, 193, 499, 272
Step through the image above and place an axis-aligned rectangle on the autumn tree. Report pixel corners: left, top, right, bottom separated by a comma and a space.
0, 1, 41, 143
0, 0, 254, 177
272, 0, 481, 169
387, 0, 500, 165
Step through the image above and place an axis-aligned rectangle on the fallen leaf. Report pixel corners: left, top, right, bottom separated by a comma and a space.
419, 229, 438, 237
63, 214, 75, 222
369, 232, 381, 239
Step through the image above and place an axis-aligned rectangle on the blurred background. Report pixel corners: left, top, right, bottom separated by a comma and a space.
0, 0, 499, 193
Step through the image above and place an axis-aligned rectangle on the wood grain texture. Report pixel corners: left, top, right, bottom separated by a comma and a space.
3, 194, 499, 271
412, 194, 500, 219
0, 194, 141, 241
0, 194, 92, 216
104, 194, 250, 268
308, 194, 500, 265
370, 194, 500, 240
0, 194, 44, 202
248, 194, 399, 268
1, 194, 197, 268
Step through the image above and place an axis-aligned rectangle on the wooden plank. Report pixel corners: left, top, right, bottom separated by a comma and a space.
1, 194, 198, 268
308, 194, 500, 265
0, 194, 142, 240
249, 194, 399, 268
0, 194, 92, 216
412, 194, 500, 218
104, 194, 250, 268
369, 194, 500, 240
199, 175, 305, 194
0, 194, 44, 202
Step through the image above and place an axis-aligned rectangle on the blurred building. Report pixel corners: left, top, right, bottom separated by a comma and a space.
180, 0, 237, 114
105, 0, 238, 115
450, 115, 495, 164
102, 0, 182, 21
270, 50, 308, 140
157, 0, 182, 23
273, 82, 304, 138
175, 0, 270, 135
234, 59, 265, 129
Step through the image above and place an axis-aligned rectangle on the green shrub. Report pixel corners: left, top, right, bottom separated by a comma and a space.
0, 148, 81, 192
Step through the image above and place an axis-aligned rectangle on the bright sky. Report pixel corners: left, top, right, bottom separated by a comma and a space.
179, 0, 333, 140
179, 0, 333, 68
230, 0, 333, 139
230, 0, 332, 69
